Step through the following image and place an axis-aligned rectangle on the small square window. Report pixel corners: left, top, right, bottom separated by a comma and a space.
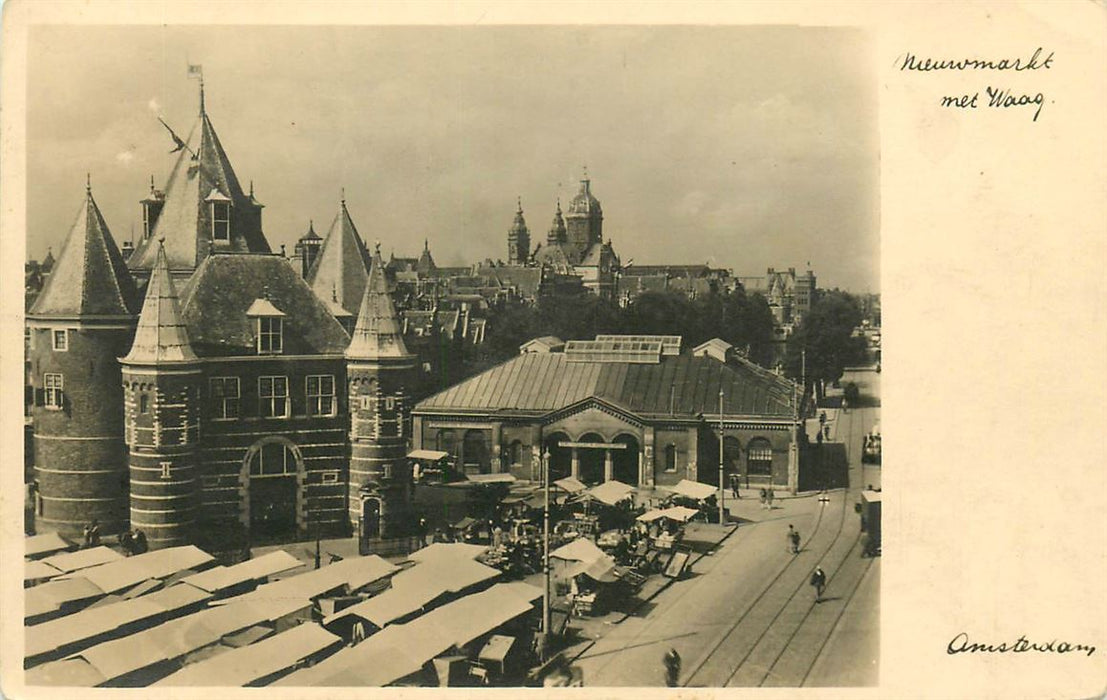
321, 471, 339, 485
52, 329, 68, 351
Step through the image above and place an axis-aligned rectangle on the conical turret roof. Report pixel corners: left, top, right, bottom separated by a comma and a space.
128, 92, 270, 274
30, 186, 139, 317
416, 239, 436, 275
346, 245, 411, 360
122, 241, 197, 364
306, 199, 373, 316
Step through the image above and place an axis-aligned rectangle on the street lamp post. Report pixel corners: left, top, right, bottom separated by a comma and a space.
718, 389, 725, 524
541, 448, 552, 656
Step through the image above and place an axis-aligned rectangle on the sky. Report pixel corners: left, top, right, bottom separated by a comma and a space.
26, 24, 879, 291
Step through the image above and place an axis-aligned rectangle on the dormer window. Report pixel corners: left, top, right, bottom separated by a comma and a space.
206, 189, 232, 243
246, 298, 286, 355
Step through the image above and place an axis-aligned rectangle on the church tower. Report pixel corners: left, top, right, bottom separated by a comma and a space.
547, 199, 567, 246
507, 197, 531, 265
564, 177, 603, 265
120, 241, 202, 549
28, 183, 140, 538
346, 245, 417, 544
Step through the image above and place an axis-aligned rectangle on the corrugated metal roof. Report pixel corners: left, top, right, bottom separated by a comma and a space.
180, 550, 303, 593
152, 622, 341, 686
417, 352, 793, 418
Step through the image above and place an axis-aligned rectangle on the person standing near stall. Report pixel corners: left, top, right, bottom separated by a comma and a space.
663, 647, 682, 687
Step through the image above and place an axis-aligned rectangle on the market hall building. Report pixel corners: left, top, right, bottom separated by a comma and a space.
412, 336, 803, 493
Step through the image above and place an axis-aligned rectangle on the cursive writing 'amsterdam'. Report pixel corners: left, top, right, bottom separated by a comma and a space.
947, 632, 1096, 657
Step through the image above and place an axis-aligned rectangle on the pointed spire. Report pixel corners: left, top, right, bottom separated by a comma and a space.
199, 76, 206, 116
122, 240, 197, 364
306, 198, 372, 315
86, 172, 91, 194
30, 187, 138, 316
347, 245, 411, 359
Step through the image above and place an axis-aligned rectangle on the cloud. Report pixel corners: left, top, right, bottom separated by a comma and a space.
115, 150, 134, 164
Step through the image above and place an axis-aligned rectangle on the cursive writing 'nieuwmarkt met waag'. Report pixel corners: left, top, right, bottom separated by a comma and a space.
947, 632, 1096, 657
899, 48, 1054, 122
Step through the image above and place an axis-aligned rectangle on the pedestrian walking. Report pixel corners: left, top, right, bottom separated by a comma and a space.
810, 566, 827, 602
729, 474, 740, 499
787, 524, 800, 554
418, 517, 429, 547
83, 519, 101, 548
766, 488, 775, 510
119, 529, 135, 556
759, 488, 767, 510
663, 647, 682, 687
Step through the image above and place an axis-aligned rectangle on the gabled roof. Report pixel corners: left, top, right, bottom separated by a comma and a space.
306, 200, 373, 316
128, 106, 270, 274
122, 242, 198, 364
416, 351, 794, 419
30, 187, 139, 317
178, 254, 351, 356
346, 246, 412, 360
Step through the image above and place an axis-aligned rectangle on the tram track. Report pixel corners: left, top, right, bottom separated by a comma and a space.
685, 401, 873, 688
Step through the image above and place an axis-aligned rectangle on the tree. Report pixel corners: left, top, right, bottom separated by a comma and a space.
784, 291, 868, 396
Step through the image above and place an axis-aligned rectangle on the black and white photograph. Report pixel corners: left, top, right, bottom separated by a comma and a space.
2, 3, 1104, 699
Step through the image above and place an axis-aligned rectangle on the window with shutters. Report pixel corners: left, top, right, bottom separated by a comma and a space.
44, 374, 64, 409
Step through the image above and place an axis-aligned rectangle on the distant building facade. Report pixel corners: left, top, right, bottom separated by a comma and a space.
412, 335, 803, 492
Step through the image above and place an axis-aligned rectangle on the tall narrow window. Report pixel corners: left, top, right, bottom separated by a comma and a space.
259, 376, 289, 418
664, 444, 677, 472
306, 375, 335, 416
209, 377, 239, 419
52, 329, 68, 351
44, 373, 64, 409
139, 394, 150, 414
211, 200, 231, 241
258, 317, 283, 354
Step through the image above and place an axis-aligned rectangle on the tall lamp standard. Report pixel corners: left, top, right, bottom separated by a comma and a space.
718, 389, 725, 524
541, 448, 552, 657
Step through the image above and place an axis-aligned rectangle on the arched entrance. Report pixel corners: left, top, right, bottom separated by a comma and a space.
578, 432, 605, 485
243, 437, 304, 542
543, 432, 571, 481
612, 434, 640, 485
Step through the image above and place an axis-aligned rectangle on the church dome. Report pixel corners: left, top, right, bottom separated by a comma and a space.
566, 179, 602, 218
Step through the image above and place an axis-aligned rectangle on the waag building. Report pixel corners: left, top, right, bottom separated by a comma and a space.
412, 336, 804, 493
26, 85, 416, 550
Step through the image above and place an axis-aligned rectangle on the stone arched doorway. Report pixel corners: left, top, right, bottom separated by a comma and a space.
612, 434, 640, 485
578, 432, 605, 485
242, 437, 305, 542
543, 432, 571, 481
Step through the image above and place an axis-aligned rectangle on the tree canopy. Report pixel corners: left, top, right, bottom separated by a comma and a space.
783, 290, 868, 391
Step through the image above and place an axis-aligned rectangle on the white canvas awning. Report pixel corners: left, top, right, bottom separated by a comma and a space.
662, 479, 718, 501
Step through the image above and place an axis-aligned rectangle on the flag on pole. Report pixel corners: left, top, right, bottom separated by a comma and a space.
187, 64, 203, 79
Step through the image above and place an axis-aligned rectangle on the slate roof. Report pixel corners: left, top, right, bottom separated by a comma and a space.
415, 240, 436, 275
532, 241, 573, 272
128, 107, 270, 273
30, 188, 139, 317
122, 242, 198, 364
416, 351, 794, 419
306, 201, 373, 316
178, 253, 350, 357
346, 247, 411, 360
480, 265, 543, 298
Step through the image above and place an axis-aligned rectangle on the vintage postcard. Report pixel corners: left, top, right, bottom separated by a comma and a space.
1, 2, 1103, 699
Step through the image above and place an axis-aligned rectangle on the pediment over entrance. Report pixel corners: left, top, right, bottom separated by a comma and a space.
541, 397, 644, 440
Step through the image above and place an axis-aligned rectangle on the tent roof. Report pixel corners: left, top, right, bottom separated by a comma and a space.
180, 550, 302, 593
25, 532, 74, 558
585, 480, 635, 506
553, 476, 587, 494
41, 546, 124, 574
550, 537, 607, 564
664, 479, 718, 501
